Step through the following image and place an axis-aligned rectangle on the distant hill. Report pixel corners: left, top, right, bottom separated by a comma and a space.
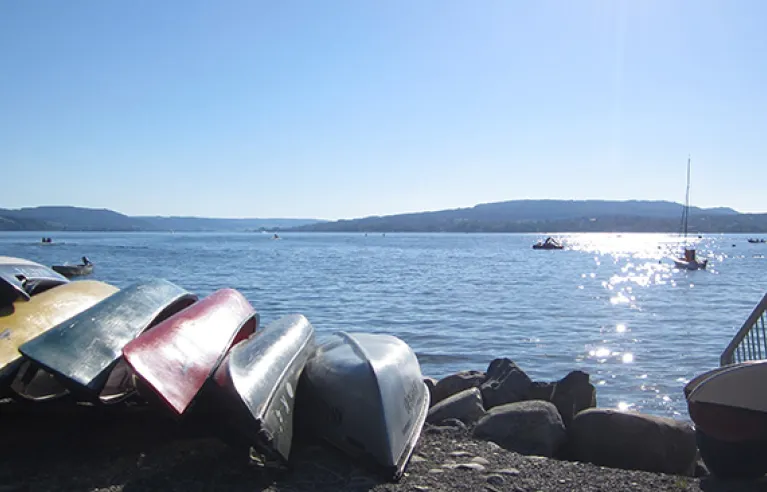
293, 200, 767, 233
135, 216, 324, 232
0, 206, 153, 231
0, 206, 324, 231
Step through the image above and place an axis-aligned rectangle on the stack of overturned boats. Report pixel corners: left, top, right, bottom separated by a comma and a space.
0, 256, 430, 480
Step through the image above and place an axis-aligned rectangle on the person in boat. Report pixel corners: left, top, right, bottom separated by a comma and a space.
81, 256, 91, 266
684, 249, 696, 262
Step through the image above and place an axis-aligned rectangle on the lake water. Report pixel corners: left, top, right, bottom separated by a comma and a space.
2, 231, 765, 419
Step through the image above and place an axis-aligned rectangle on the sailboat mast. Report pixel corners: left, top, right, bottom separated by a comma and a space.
683, 155, 691, 240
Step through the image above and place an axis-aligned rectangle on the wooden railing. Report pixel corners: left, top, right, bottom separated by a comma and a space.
720, 293, 767, 366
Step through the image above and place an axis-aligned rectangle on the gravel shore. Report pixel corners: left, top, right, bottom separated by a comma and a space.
1, 404, 766, 492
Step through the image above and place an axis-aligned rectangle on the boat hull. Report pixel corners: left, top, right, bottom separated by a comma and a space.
686, 361, 767, 478
123, 288, 258, 416
18, 279, 196, 402
51, 264, 94, 278
297, 332, 430, 480
211, 314, 315, 462
0, 257, 69, 303
0, 280, 119, 393
673, 258, 708, 270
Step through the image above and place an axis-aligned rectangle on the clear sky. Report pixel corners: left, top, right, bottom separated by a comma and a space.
1, 1, 765, 219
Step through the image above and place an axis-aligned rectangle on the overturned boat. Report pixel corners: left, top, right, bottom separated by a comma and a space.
0, 280, 119, 394
123, 288, 258, 416
210, 314, 315, 463
18, 279, 196, 403
685, 361, 767, 479
0, 256, 69, 304
296, 332, 430, 480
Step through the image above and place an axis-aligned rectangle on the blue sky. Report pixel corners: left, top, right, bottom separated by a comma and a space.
1, 1, 765, 219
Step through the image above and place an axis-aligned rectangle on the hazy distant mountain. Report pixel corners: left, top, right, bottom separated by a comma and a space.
0, 206, 153, 231
293, 199, 766, 233
135, 216, 324, 231
0, 206, 324, 231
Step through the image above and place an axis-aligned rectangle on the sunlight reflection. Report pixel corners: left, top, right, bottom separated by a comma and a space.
616, 323, 627, 333
621, 353, 634, 363
617, 401, 633, 411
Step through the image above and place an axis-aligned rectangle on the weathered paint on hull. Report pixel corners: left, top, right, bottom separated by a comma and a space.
124, 288, 258, 416
0, 280, 119, 391
211, 314, 315, 462
19, 279, 197, 402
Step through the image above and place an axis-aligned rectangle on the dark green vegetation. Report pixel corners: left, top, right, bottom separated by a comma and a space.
1, 201, 765, 233
0, 206, 322, 232
293, 200, 767, 233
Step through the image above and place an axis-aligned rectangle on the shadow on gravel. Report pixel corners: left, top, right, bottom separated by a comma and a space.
699, 475, 767, 492
0, 402, 386, 492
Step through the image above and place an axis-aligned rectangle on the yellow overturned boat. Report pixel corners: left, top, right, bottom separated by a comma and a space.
0, 280, 119, 391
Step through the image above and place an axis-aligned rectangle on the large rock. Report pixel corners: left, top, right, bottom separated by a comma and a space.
432, 370, 486, 405
570, 408, 697, 476
479, 358, 532, 409
424, 377, 438, 404
427, 387, 486, 426
473, 400, 566, 457
550, 370, 596, 428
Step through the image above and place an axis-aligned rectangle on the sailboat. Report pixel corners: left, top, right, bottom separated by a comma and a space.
673, 156, 708, 271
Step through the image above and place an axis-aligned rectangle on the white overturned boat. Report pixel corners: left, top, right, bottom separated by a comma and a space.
297, 332, 430, 480
685, 361, 767, 478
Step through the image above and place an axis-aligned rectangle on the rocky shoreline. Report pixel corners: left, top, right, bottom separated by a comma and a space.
1, 358, 765, 491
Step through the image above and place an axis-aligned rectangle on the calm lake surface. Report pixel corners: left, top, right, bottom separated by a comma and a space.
2, 231, 766, 418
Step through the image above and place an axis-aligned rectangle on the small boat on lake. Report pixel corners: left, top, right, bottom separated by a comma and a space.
0, 256, 69, 304
685, 361, 767, 478
51, 256, 94, 278
123, 288, 258, 416
18, 279, 196, 403
296, 332, 430, 480
0, 280, 119, 393
748, 238, 766, 244
672, 156, 707, 270
210, 314, 315, 463
532, 237, 564, 250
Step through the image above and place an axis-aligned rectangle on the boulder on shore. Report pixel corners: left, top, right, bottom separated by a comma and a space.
570, 408, 697, 477
427, 387, 486, 426
473, 400, 566, 457
431, 370, 486, 405
479, 358, 532, 409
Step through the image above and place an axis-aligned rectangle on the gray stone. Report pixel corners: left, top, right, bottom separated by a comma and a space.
486, 474, 505, 486
427, 387, 486, 426
550, 370, 596, 428
473, 400, 566, 457
570, 408, 697, 476
432, 370, 486, 404
449, 451, 472, 458
480, 358, 532, 409
456, 462, 486, 471
495, 468, 520, 476
438, 418, 468, 430
471, 456, 490, 466
424, 377, 438, 404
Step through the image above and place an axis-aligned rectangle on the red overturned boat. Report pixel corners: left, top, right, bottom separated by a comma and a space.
123, 288, 258, 416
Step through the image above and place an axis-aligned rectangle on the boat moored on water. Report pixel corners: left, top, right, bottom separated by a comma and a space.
17, 279, 197, 403
123, 288, 258, 416
532, 237, 564, 250
295, 332, 430, 480
209, 314, 315, 463
0, 280, 119, 394
0, 256, 69, 304
672, 156, 708, 270
51, 256, 94, 278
